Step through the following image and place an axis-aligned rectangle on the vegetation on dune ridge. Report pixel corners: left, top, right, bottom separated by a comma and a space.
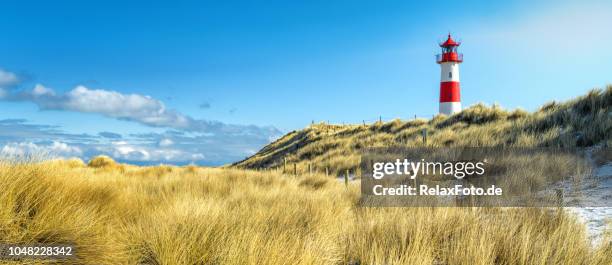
0, 159, 610, 264
0, 87, 610, 264
233, 86, 612, 175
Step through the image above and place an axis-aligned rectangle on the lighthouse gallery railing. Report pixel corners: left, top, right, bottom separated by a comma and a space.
436, 53, 463, 63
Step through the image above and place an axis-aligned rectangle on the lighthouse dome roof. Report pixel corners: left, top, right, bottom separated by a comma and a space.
440, 34, 460, 47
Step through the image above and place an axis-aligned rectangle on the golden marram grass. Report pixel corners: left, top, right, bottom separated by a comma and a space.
0, 86, 610, 264
0, 158, 610, 264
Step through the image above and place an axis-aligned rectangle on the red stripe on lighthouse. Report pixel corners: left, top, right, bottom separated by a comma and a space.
439, 82, 461, 102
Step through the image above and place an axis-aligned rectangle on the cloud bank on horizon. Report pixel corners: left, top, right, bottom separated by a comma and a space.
0, 70, 282, 165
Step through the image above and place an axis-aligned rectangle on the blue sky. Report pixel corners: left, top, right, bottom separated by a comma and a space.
0, 0, 611, 165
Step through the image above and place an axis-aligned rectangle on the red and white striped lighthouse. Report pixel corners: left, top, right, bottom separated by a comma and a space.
436, 34, 463, 115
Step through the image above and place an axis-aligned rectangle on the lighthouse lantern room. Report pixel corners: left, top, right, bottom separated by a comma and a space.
436, 34, 463, 115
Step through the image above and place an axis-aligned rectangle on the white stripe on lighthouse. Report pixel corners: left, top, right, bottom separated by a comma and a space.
439, 102, 462, 115
440, 62, 460, 82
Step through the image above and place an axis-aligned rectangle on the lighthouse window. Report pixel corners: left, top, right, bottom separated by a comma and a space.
449, 72, 452, 78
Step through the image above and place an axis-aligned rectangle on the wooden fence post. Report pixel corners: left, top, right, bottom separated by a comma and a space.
325, 167, 329, 176
308, 163, 312, 175
345, 169, 350, 186
283, 158, 287, 173
422, 128, 428, 145
294, 163, 297, 176
555, 188, 564, 207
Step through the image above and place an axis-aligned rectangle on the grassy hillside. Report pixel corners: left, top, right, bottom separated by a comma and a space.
0, 87, 610, 264
1, 158, 610, 264
233, 86, 612, 175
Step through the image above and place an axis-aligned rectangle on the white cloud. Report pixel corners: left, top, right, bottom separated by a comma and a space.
4, 84, 281, 139
35, 85, 193, 128
108, 141, 151, 161
191, 153, 205, 160
0, 69, 19, 88
31, 84, 55, 97
0, 69, 20, 99
49, 141, 82, 156
98, 140, 204, 162
1, 141, 82, 158
159, 138, 174, 147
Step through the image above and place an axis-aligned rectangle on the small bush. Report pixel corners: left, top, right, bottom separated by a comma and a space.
437, 103, 508, 128
508, 108, 528, 120
87, 155, 117, 168
64, 157, 86, 168
539, 101, 558, 112
378, 119, 403, 133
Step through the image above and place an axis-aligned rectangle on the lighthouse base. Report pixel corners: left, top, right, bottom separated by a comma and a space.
439, 102, 461, 116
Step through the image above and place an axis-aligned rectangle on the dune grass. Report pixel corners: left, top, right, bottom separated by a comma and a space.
0, 158, 610, 264
0, 86, 610, 264
234, 86, 612, 175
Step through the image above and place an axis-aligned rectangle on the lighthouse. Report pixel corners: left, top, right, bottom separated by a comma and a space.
436, 34, 463, 115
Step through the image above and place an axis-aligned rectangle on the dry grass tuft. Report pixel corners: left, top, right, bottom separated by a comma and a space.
438, 103, 508, 128
87, 155, 118, 168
